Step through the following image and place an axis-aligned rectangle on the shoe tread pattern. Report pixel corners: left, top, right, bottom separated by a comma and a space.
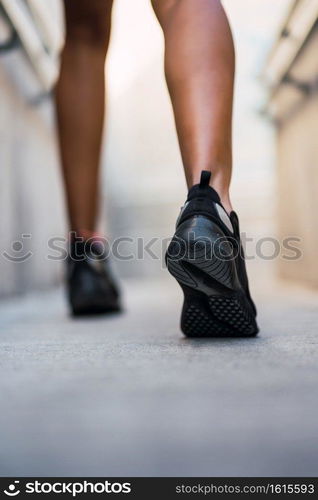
167, 244, 258, 337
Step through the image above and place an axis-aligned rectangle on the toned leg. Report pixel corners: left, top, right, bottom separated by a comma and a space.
152, 0, 235, 212
56, 0, 114, 233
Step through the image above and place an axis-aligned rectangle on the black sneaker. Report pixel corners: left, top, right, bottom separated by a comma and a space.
66, 236, 121, 316
166, 171, 258, 337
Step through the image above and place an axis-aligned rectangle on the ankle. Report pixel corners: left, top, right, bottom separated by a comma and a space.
218, 194, 233, 214
69, 229, 102, 241
188, 172, 233, 213
209, 171, 233, 214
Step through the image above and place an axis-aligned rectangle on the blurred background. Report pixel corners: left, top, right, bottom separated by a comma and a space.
1, 0, 317, 294
1, 0, 318, 478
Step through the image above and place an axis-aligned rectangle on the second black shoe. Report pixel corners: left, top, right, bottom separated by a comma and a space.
66, 236, 121, 316
166, 171, 259, 337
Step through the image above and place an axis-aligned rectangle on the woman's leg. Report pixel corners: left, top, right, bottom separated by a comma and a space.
152, 0, 235, 213
56, 0, 114, 233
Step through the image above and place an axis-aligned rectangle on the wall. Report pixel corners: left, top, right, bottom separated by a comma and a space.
269, 25, 318, 287
277, 88, 318, 286
0, 47, 66, 297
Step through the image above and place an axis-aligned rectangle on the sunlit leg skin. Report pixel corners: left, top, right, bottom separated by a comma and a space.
154, 0, 258, 336
56, 1, 121, 317
56, 0, 114, 233
152, 0, 235, 213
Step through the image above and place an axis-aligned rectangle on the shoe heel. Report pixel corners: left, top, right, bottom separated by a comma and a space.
166, 216, 239, 294
167, 215, 259, 338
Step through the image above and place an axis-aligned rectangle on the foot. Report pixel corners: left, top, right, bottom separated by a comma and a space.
166, 171, 258, 337
66, 235, 121, 316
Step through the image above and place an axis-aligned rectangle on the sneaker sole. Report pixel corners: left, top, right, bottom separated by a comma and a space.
70, 295, 121, 317
166, 221, 259, 338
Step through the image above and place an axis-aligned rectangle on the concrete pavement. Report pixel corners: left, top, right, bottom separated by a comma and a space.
0, 275, 318, 477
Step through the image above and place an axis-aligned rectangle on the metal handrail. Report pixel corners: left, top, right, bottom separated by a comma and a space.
0, 5, 19, 52
0, 0, 61, 92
